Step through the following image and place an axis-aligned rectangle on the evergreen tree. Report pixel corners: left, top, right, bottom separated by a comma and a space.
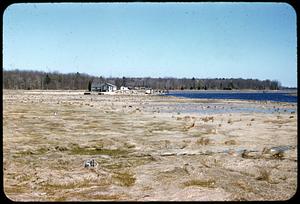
44, 74, 51, 89
88, 81, 92, 91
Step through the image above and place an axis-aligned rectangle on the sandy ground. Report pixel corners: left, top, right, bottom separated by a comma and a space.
3, 90, 297, 201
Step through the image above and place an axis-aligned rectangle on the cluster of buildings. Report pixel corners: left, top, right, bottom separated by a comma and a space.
91, 82, 155, 94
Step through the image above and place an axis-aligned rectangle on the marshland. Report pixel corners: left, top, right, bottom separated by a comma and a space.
3, 90, 297, 201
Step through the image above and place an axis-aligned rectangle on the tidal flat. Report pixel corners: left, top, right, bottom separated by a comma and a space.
3, 90, 297, 201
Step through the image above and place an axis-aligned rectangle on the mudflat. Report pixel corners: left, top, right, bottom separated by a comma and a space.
3, 90, 297, 201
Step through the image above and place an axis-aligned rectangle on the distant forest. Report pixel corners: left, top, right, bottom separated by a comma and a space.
3, 69, 284, 90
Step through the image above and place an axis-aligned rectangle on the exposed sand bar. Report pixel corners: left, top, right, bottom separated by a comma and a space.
3, 90, 297, 201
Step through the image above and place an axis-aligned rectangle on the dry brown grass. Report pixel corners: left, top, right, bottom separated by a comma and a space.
196, 137, 210, 145
202, 116, 214, 122
256, 167, 271, 183
183, 179, 216, 188
112, 171, 136, 187
224, 140, 237, 145
70, 146, 129, 157
231, 180, 255, 193
3, 90, 297, 201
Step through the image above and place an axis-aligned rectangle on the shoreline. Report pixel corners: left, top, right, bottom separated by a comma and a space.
163, 90, 297, 104
3, 88, 297, 93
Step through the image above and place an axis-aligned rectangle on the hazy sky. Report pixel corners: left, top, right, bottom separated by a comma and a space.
3, 3, 297, 87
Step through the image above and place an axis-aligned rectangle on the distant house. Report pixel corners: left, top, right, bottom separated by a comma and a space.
91, 82, 117, 92
120, 86, 129, 91
145, 89, 154, 94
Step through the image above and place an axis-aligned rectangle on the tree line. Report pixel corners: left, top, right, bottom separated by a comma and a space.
3, 69, 282, 90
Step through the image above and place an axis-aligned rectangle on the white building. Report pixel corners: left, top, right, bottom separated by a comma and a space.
145, 89, 154, 94
91, 82, 117, 92
120, 86, 129, 91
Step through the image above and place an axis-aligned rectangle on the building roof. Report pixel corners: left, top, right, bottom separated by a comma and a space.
92, 82, 116, 87
103, 82, 117, 87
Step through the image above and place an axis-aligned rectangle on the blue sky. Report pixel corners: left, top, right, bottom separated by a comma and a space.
3, 3, 297, 87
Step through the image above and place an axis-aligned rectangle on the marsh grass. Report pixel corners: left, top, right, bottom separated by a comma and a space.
4, 91, 298, 201
14, 147, 49, 158
62, 115, 84, 121
86, 194, 122, 200
83, 122, 100, 129
129, 156, 156, 166
263, 119, 292, 125
271, 152, 285, 160
16, 173, 32, 183
72, 190, 125, 201
196, 137, 210, 145
160, 166, 190, 180
202, 116, 214, 122
42, 179, 97, 190
41, 175, 111, 193
124, 143, 136, 149
103, 162, 125, 170
54, 196, 68, 201
232, 180, 255, 193
256, 167, 272, 183
102, 155, 155, 171
5, 185, 28, 195
146, 121, 185, 132
111, 121, 126, 126
70, 146, 129, 157
112, 171, 136, 187
224, 140, 237, 145
189, 124, 217, 136
183, 179, 216, 188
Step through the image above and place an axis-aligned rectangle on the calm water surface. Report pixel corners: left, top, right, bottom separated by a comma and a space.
165, 91, 297, 103
155, 91, 297, 114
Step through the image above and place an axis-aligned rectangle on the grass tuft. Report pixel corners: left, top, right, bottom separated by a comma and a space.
183, 179, 216, 188
112, 171, 136, 187
196, 137, 210, 145
70, 146, 128, 157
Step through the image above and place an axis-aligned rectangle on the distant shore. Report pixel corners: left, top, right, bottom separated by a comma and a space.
2, 88, 297, 95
